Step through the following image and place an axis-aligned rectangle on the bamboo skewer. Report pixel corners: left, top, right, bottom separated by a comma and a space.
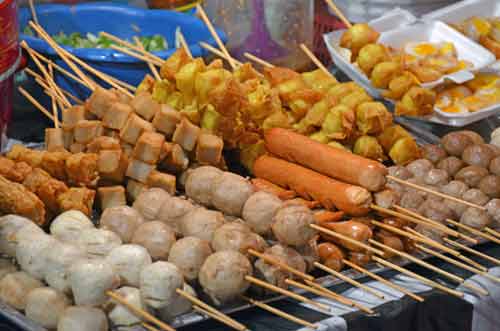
177, 30, 193, 59
133, 37, 161, 81
370, 240, 489, 296
199, 42, 243, 66
299, 43, 332, 78
48, 64, 59, 128
192, 306, 245, 331
416, 245, 500, 284
371, 256, 464, 298
244, 52, 274, 68
142, 323, 161, 331
176, 288, 247, 331
245, 276, 330, 312
106, 291, 176, 331
324, 0, 352, 28
484, 227, 500, 238
313, 262, 385, 300
445, 219, 500, 245
444, 238, 500, 266
242, 296, 318, 329
99, 31, 165, 64
27, 68, 83, 106
342, 259, 425, 302
387, 176, 486, 210
310, 224, 384, 255
109, 44, 164, 67
18, 87, 55, 122
248, 249, 314, 281
28, 0, 39, 26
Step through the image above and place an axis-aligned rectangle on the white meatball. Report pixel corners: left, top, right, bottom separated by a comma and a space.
168, 237, 213, 281
108, 286, 147, 327
272, 205, 317, 247
486, 199, 500, 225
406, 159, 434, 178
199, 251, 252, 305
387, 165, 412, 179
415, 224, 445, 244
100, 206, 144, 243
423, 169, 449, 186
57, 306, 108, 331
158, 283, 195, 321
133, 188, 171, 221
460, 208, 491, 230
0, 215, 40, 257
417, 198, 454, 223
157, 196, 195, 235
140, 261, 183, 309
462, 189, 489, 206
242, 191, 283, 235
106, 244, 152, 287
12, 224, 45, 246
132, 221, 176, 261
78, 228, 122, 259
69, 259, 120, 306
211, 222, 267, 256
211, 172, 254, 216
180, 208, 225, 242
0, 258, 17, 280
43, 241, 86, 294
0, 271, 43, 310
16, 234, 57, 280
50, 210, 94, 243
185, 166, 223, 206
440, 180, 468, 198
374, 189, 401, 209
25, 287, 70, 329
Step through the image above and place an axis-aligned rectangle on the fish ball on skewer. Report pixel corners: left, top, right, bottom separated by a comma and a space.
422, 144, 447, 164
441, 180, 469, 197
0, 271, 43, 310
78, 228, 122, 259
374, 189, 401, 209
100, 206, 144, 243
417, 198, 454, 223
441, 132, 473, 156
16, 234, 57, 280
406, 159, 433, 178
133, 188, 170, 221
185, 166, 223, 206
211, 222, 267, 256
168, 236, 213, 282
478, 175, 500, 198
132, 221, 176, 261
50, 210, 94, 243
25, 287, 70, 329
140, 261, 183, 309
272, 204, 317, 247
106, 244, 152, 287
211, 172, 254, 216
423, 169, 449, 186
108, 286, 148, 327
489, 156, 500, 175
180, 208, 225, 242
462, 188, 489, 206
437, 156, 465, 176
462, 144, 495, 168
157, 196, 195, 235
57, 306, 108, 331
460, 207, 491, 230
485, 199, 500, 227
43, 241, 86, 294
242, 191, 283, 235
0, 215, 41, 257
158, 283, 196, 321
455, 165, 489, 188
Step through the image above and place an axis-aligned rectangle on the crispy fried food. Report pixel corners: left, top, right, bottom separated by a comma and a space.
353, 135, 385, 161
371, 62, 402, 89
294, 96, 337, 134
356, 102, 393, 135
301, 69, 338, 94
23, 168, 52, 193
480, 35, 500, 58
377, 125, 413, 152
37, 179, 69, 213
395, 86, 436, 116
57, 187, 95, 217
321, 105, 355, 140
357, 43, 390, 76
340, 23, 380, 60
41, 151, 71, 181
160, 48, 191, 81
0, 158, 32, 183
382, 71, 419, 100
65, 153, 99, 187
409, 65, 442, 83
388, 137, 421, 165
0, 175, 46, 225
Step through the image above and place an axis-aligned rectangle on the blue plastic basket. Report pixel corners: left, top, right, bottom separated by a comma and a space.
19, 2, 226, 102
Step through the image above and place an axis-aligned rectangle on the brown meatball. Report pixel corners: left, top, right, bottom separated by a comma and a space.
457, 130, 484, 145
406, 159, 434, 178
100, 206, 144, 243
272, 205, 317, 247
180, 208, 225, 242
415, 223, 445, 243
462, 144, 494, 168
132, 221, 176, 261
460, 208, 491, 230
168, 237, 213, 281
462, 189, 489, 206
423, 169, 449, 186
211, 173, 254, 216
242, 191, 283, 235
454, 166, 489, 187
489, 156, 500, 176
211, 222, 267, 256
440, 180, 469, 198
418, 198, 453, 223
422, 144, 447, 164
478, 175, 500, 199
441, 132, 473, 156
374, 189, 401, 209
485, 199, 500, 225
387, 165, 412, 180
437, 156, 465, 176
399, 191, 425, 213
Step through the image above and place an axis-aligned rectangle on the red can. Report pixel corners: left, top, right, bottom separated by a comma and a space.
0, 0, 20, 148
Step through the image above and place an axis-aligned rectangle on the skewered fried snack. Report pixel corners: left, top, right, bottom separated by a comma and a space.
0, 175, 46, 225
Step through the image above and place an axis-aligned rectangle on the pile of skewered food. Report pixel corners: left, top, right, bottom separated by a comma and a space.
451, 16, 500, 58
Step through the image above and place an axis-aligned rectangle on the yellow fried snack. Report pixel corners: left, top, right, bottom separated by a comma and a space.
136, 74, 155, 94
151, 79, 175, 104
389, 137, 421, 165
340, 90, 372, 109
309, 131, 330, 144
175, 58, 206, 105
353, 135, 385, 161
371, 62, 402, 89
382, 71, 419, 100
327, 82, 363, 100
246, 85, 282, 125
160, 48, 191, 80
294, 96, 337, 134
287, 89, 324, 121
377, 124, 413, 152
302, 69, 338, 94
328, 141, 352, 152
395, 86, 436, 116
262, 109, 292, 131
195, 68, 232, 107
409, 65, 443, 83
322, 104, 355, 140
240, 140, 266, 171
340, 23, 380, 60
357, 43, 390, 76
356, 101, 393, 135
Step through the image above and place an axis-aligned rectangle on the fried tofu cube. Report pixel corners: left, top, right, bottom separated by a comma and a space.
66, 153, 99, 186
23, 168, 52, 192
172, 118, 200, 151
0, 156, 15, 177
86, 87, 118, 118
158, 142, 174, 163
57, 187, 96, 216
152, 105, 181, 136
5, 161, 32, 183
196, 133, 223, 165
120, 114, 155, 145
37, 178, 68, 213
74, 120, 103, 144
132, 132, 165, 164
98, 186, 126, 210
126, 158, 155, 183
63, 128, 74, 150
126, 179, 148, 202
147, 170, 176, 195
98, 150, 128, 183
70, 143, 86, 153
18, 149, 45, 168
103, 102, 133, 130
62, 105, 86, 129
161, 144, 189, 173
131, 92, 161, 121
103, 128, 121, 139
86, 136, 121, 153
41, 151, 71, 181
120, 142, 134, 158
45, 128, 65, 152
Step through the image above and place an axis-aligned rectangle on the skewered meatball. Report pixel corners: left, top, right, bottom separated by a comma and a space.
374, 189, 401, 209
212, 222, 267, 256
157, 196, 195, 235
0, 271, 43, 310
489, 156, 500, 175
50, 210, 94, 243
458, 130, 485, 145
180, 208, 225, 242
462, 188, 490, 206
478, 175, 500, 198
437, 156, 465, 176
441, 180, 469, 197
242, 191, 283, 235
108, 287, 148, 327
485, 199, 500, 226
0, 215, 41, 257
211, 172, 254, 216
16, 234, 57, 280
375, 233, 405, 259
272, 204, 317, 247
133, 188, 170, 221
348, 251, 372, 266
444, 200, 468, 220
140, 261, 183, 309
418, 198, 453, 223
25, 287, 70, 329
100, 206, 144, 243
406, 159, 434, 178
297, 237, 320, 272
460, 207, 491, 230
415, 223, 445, 243
423, 169, 449, 186
422, 144, 447, 164
462, 144, 495, 168
185, 166, 223, 206
132, 221, 176, 261
57, 306, 108, 331
199, 251, 252, 305
158, 283, 196, 321
105, 244, 152, 287
387, 165, 412, 179
455, 166, 489, 187
78, 228, 122, 259
441, 132, 473, 156
168, 237, 213, 281
43, 241, 86, 294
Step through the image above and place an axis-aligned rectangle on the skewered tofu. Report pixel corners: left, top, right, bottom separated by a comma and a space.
37, 178, 69, 213
5, 162, 32, 183
74, 120, 103, 144
66, 153, 99, 187
161, 143, 189, 173
196, 133, 223, 165
98, 149, 128, 183
45, 128, 65, 152
131, 92, 161, 121
17, 148, 44, 168
103, 128, 121, 139
120, 114, 155, 145
98, 186, 126, 210
70, 143, 86, 153
41, 151, 70, 181
126, 180, 148, 201
23, 168, 52, 192
0, 175, 46, 225
126, 158, 156, 183
62, 128, 74, 150
172, 118, 201, 151
86, 87, 119, 118
152, 105, 181, 136
62, 105, 86, 128
147, 170, 176, 195
132, 132, 165, 164
159, 142, 174, 163
86, 136, 121, 153
103, 103, 133, 130
57, 187, 96, 216
120, 142, 134, 158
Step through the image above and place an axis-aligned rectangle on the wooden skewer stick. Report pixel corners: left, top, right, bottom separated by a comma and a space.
387, 176, 486, 211
18, 87, 55, 122
342, 259, 425, 302
444, 238, 500, 266
142, 323, 161, 331
109, 44, 164, 67
27, 68, 84, 106
245, 276, 330, 312
393, 205, 478, 244
177, 30, 193, 59
28, 0, 39, 25
99, 31, 165, 64
242, 296, 318, 329
196, 4, 236, 69
48, 64, 59, 129
106, 291, 176, 331
371, 256, 464, 298
371, 221, 461, 257
244, 52, 274, 68
311, 224, 384, 255
302, 279, 374, 314
484, 227, 500, 239
192, 306, 246, 331
370, 239, 489, 296
199, 42, 244, 66
299, 43, 332, 78
445, 219, 500, 245
133, 37, 161, 81
313, 262, 385, 299
416, 245, 500, 284
248, 249, 314, 281
324, 0, 352, 28
176, 288, 247, 331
